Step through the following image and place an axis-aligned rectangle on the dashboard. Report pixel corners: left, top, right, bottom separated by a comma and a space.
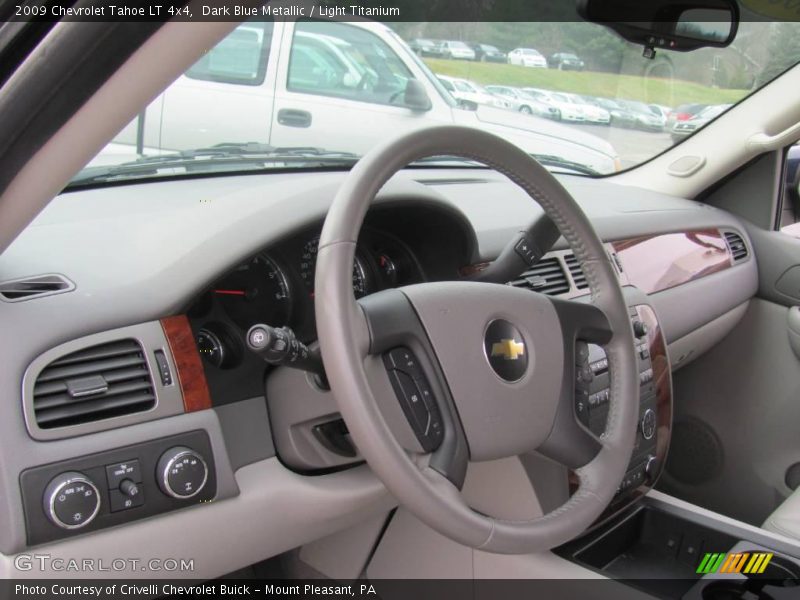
0, 167, 759, 576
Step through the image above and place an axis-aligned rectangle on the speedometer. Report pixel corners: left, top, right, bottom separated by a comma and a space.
300, 235, 371, 298
214, 254, 292, 329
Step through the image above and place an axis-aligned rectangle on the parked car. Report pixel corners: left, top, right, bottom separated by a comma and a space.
484, 85, 560, 119
561, 93, 611, 124
105, 21, 619, 174
522, 88, 585, 122
408, 38, 444, 58
471, 44, 506, 63
549, 52, 585, 71
621, 100, 667, 131
436, 40, 476, 61
666, 102, 707, 130
507, 48, 548, 68
437, 75, 513, 110
670, 104, 733, 142
649, 104, 672, 123
582, 96, 638, 128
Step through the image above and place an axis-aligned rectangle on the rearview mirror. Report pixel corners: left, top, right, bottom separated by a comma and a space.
577, 0, 738, 54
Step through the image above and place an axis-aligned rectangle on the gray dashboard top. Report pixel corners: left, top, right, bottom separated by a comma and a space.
0, 168, 752, 351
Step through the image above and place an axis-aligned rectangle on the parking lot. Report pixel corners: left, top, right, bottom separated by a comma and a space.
576, 124, 674, 169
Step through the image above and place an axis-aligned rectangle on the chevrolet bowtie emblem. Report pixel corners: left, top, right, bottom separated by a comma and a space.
491, 338, 525, 361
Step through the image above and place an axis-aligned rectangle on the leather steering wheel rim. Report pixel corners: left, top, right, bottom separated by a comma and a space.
315, 125, 639, 554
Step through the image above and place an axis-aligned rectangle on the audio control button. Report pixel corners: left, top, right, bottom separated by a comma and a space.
641, 408, 657, 440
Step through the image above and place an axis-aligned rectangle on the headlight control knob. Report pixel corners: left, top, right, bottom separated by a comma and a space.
157, 447, 208, 499
43, 472, 101, 529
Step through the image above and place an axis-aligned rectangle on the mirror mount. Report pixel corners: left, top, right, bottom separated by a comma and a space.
578, 0, 739, 55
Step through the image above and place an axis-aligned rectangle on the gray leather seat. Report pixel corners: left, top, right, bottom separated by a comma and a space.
763, 491, 800, 539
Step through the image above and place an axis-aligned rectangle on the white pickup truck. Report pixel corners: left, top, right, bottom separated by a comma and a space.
106, 20, 620, 174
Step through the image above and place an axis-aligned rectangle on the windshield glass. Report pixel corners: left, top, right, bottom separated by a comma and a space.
77, 17, 800, 185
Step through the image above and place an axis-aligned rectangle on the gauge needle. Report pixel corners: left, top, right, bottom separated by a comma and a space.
214, 289, 247, 296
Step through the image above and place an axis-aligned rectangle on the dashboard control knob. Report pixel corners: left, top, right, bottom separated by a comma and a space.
119, 478, 140, 498
43, 472, 101, 530
641, 408, 657, 440
645, 454, 659, 482
157, 447, 208, 499
633, 320, 649, 338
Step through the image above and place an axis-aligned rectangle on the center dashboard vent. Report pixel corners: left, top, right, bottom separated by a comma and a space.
723, 231, 749, 262
564, 253, 589, 290
32, 339, 156, 429
509, 256, 570, 296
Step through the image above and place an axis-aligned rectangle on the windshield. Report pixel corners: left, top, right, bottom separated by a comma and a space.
77, 18, 800, 185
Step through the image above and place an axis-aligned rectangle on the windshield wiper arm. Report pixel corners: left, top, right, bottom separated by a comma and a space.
68, 144, 360, 186
531, 154, 599, 176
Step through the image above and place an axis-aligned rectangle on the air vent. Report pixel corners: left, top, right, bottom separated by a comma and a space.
0, 274, 74, 302
32, 339, 155, 429
564, 253, 589, 290
509, 256, 570, 296
723, 231, 749, 262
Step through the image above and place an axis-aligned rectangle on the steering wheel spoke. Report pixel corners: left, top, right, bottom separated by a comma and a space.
359, 289, 470, 488
535, 297, 613, 469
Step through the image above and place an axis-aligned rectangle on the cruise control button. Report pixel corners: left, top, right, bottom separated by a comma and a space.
391, 370, 431, 435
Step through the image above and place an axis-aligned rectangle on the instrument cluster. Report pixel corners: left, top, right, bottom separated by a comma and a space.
188, 226, 423, 370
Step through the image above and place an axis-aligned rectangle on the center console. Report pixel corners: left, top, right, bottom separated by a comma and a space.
556, 491, 800, 599
573, 302, 672, 524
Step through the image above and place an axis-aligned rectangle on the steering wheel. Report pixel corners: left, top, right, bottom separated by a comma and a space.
315, 125, 638, 553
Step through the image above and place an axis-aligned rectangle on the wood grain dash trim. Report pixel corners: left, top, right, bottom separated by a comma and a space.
160, 315, 211, 413
611, 228, 730, 294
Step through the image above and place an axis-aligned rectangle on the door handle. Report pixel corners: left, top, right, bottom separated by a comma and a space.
277, 109, 312, 128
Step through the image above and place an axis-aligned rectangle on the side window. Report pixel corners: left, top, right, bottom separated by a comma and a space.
186, 22, 273, 85
780, 143, 800, 238
287, 21, 414, 105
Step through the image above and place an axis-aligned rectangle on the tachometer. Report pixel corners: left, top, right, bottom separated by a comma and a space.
300, 235, 371, 298
213, 254, 292, 329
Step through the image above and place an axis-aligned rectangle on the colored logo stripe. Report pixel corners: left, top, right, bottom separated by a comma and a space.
697, 552, 773, 574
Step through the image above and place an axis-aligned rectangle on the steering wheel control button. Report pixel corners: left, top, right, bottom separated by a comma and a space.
383, 347, 443, 452
514, 236, 539, 266
105, 460, 142, 489
484, 319, 528, 383
43, 472, 101, 530
157, 447, 209, 499
641, 408, 657, 440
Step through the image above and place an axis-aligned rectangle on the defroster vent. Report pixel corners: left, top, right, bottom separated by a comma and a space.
509, 256, 570, 296
32, 339, 156, 429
